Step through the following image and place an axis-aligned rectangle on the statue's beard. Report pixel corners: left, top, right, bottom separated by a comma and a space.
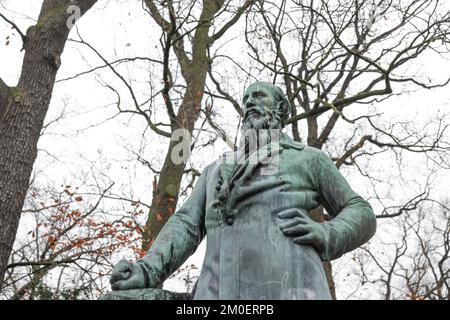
239, 108, 282, 154
241, 107, 282, 132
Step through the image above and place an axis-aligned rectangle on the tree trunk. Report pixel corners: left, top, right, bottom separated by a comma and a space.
0, 0, 97, 288
142, 78, 207, 250
309, 207, 337, 299
302, 120, 337, 299
142, 0, 225, 250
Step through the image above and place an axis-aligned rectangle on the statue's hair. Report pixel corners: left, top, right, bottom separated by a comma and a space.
270, 84, 291, 128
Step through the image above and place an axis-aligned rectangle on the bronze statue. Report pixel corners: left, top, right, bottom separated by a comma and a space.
102, 81, 377, 300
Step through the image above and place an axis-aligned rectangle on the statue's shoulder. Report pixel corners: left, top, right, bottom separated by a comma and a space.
295, 145, 331, 160
280, 136, 330, 161
279, 134, 306, 152
281, 140, 306, 152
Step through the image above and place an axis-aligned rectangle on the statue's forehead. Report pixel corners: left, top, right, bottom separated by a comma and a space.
244, 82, 274, 94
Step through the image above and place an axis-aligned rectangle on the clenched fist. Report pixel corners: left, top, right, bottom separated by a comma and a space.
109, 259, 149, 291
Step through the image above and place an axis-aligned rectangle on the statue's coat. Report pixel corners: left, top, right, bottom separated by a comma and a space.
137, 133, 376, 300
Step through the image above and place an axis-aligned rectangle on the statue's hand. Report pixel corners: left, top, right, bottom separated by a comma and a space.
278, 208, 328, 256
109, 259, 148, 291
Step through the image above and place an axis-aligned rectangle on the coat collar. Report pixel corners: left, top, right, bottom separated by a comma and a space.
212, 133, 305, 223
217, 133, 305, 187
218, 132, 305, 162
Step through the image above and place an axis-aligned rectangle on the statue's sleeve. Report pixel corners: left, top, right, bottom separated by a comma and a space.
136, 166, 209, 287
313, 151, 376, 261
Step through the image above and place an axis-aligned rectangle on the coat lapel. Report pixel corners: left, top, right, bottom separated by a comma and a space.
237, 133, 305, 184
216, 133, 306, 220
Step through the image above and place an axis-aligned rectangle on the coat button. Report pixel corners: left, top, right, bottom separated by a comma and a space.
218, 194, 226, 201
217, 178, 223, 185
211, 200, 221, 209
226, 217, 234, 225
215, 185, 221, 191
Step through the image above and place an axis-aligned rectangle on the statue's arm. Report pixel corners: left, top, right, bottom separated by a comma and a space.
313, 151, 376, 261
136, 166, 209, 287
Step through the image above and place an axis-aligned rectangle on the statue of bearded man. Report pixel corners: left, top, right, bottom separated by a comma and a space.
104, 81, 377, 300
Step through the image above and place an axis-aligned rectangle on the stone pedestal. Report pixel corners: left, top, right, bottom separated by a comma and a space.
98, 288, 191, 300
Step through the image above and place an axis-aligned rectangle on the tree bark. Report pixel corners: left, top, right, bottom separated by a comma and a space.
0, 0, 97, 288
142, 80, 207, 250
309, 206, 337, 299
142, 0, 227, 250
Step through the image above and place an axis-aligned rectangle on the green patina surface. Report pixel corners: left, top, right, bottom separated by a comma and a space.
100, 81, 377, 300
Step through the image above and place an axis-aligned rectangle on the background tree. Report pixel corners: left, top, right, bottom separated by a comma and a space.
350, 200, 449, 300
0, 181, 150, 299
0, 0, 98, 287
139, 0, 257, 250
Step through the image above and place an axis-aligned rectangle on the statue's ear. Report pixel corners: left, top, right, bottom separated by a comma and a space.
277, 100, 291, 126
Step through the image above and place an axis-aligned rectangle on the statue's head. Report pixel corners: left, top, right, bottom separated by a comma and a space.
241, 81, 291, 132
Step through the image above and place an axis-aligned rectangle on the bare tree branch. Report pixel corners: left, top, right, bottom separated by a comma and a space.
209, 0, 258, 44
0, 12, 26, 50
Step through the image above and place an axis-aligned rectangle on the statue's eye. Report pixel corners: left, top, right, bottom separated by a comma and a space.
254, 92, 266, 99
